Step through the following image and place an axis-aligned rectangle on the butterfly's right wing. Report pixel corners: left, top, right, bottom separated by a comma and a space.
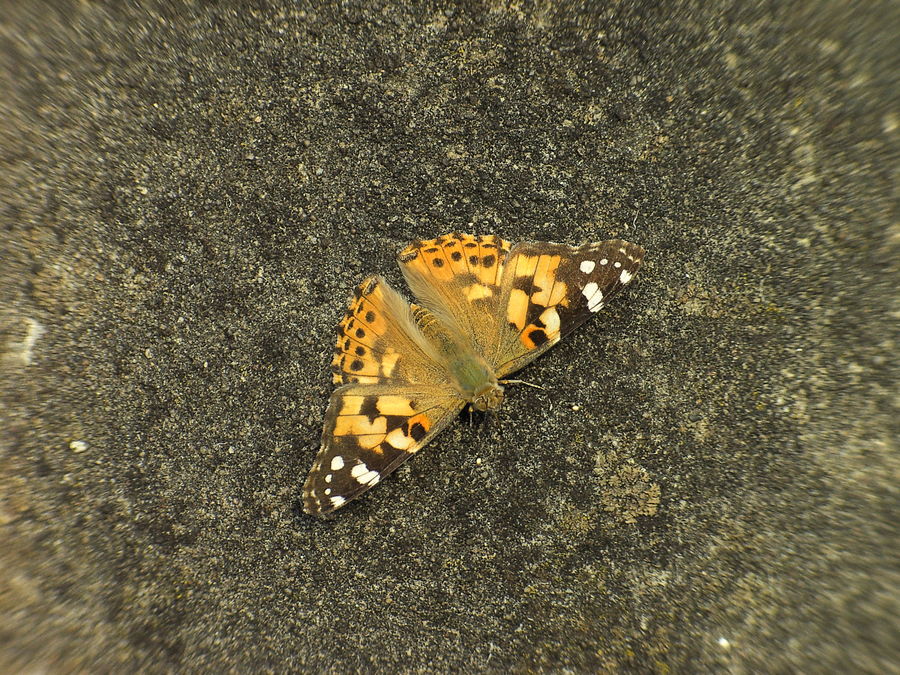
489, 239, 645, 378
303, 383, 464, 516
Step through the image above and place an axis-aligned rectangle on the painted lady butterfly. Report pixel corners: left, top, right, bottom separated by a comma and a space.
303, 233, 645, 516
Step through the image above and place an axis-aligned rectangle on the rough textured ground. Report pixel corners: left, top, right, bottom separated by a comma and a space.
1, 1, 897, 672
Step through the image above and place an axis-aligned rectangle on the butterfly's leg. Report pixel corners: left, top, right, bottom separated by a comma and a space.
485, 407, 501, 432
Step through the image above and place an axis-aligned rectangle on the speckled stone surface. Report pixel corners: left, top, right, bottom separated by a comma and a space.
1, 1, 896, 671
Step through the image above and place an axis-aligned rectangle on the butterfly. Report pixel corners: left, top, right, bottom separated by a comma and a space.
302, 233, 645, 516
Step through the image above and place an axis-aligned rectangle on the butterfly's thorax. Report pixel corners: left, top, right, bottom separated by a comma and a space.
447, 349, 504, 411
421, 313, 503, 409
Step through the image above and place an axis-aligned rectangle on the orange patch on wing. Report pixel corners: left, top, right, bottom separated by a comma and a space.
333, 352, 380, 377
529, 255, 562, 305
338, 396, 366, 416
375, 396, 418, 416
416, 246, 455, 282
333, 415, 387, 437
351, 375, 381, 385
514, 255, 540, 278
506, 288, 530, 330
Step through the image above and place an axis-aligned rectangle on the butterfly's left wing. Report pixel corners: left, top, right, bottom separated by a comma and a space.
303, 383, 464, 516
489, 239, 645, 378
306, 274, 465, 517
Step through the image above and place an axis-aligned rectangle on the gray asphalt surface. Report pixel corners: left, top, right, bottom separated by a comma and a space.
1, 1, 897, 672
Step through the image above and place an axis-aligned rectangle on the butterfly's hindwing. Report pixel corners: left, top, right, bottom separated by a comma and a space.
303, 384, 464, 516
330, 275, 447, 386
398, 233, 512, 357
492, 239, 645, 377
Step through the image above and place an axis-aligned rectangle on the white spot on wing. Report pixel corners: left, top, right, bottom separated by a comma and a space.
620, 269, 633, 284
579, 260, 595, 274
351, 461, 381, 486
600, 258, 608, 265
330, 456, 344, 471
385, 427, 415, 450
539, 307, 560, 335
330, 495, 346, 508
614, 261, 622, 268
582, 281, 605, 312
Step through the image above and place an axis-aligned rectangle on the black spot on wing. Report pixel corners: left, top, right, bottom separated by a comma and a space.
410, 422, 427, 441
359, 396, 380, 423
512, 275, 533, 291
527, 328, 549, 346
383, 415, 408, 432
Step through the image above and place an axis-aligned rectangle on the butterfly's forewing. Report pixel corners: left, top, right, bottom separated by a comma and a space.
303, 383, 464, 516
490, 239, 645, 377
397, 233, 512, 358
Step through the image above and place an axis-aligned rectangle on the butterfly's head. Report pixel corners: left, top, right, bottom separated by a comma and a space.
471, 383, 504, 412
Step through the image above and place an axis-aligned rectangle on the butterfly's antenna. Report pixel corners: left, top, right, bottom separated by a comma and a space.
499, 378, 545, 391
